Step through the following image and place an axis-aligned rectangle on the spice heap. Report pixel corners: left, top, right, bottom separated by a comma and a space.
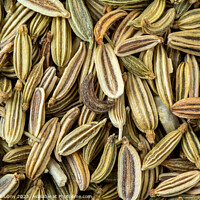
0, 0, 200, 199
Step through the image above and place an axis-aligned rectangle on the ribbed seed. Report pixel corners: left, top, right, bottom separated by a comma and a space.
83, 122, 111, 165
115, 35, 163, 57
154, 44, 173, 108
181, 125, 200, 169
0, 173, 25, 198
22, 56, 44, 112
185, 54, 199, 98
124, 107, 140, 149
139, 134, 155, 200
94, 9, 127, 45
0, 163, 26, 174
118, 136, 142, 200
28, 88, 45, 140
159, 172, 181, 182
18, 0, 70, 18
0, 3, 35, 42
112, 10, 140, 46
54, 107, 80, 162
128, 0, 166, 29
108, 92, 126, 141
175, 62, 190, 101
150, 171, 200, 197
26, 117, 60, 180
173, 8, 200, 30
51, 17, 72, 72
58, 118, 107, 156
141, 8, 175, 35
0, 76, 12, 103
95, 43, 124, 99
48, 42, 86, 107
85, 0, 104, 23
1, 64, 17, 79
126, 72, 158, 143
66, 0, 93, 46
29, 13, 51, 44
32, 43, 41, 66
139, 48, 157, 93
81, 73, 114, 113
168, 30, 200, 56
78, 42, 95, 93
174, 0, 192, 19
171, 97, 200, 119
0, 106, 5, 117
3, 145, 31, 163
91, 134, 116, 183
142, 123, 188, 170
47, 158, 67, 187
60, 157, 79, 198
13, 24, 32, 83
66, 151, 90, 191
4, 80, 26, 147
39, 66, 57, 100
161, 158, 198, 172
25, 179, 46, 200
46, 84, 78, 115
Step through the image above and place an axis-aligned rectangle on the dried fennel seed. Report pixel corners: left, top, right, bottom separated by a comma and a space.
1, 0, 200, 199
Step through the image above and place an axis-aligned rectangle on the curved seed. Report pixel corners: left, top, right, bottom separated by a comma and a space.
112, 10, 140, 46
81, 73, 114, 113
128, 0, 166, 29
141, 8, 175, 35
94, 9, 127, 45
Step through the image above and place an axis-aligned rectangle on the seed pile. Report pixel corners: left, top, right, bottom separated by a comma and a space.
0, 0, 200, 199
